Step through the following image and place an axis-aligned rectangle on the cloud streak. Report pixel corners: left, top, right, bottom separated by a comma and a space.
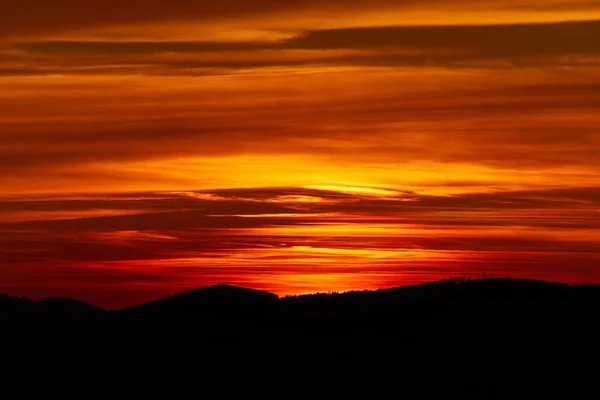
3, 20, 600, 77
1, 186, 599, 307
2, 0, 600, 39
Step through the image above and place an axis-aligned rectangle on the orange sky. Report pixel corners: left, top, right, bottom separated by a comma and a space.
1, 0, 600, 308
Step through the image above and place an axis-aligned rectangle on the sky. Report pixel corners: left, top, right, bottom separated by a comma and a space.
1, 0, 600, 308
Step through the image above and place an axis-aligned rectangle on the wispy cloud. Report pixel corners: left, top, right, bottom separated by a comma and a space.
1, 186, 598, 307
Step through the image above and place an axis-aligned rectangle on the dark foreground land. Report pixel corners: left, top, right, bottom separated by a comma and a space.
2, 278, 599, 398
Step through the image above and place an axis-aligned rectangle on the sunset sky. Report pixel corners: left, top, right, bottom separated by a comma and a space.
1, 0, 600, 308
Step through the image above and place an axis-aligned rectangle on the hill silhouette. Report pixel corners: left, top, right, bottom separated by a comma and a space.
120, 284, 278, 315
3, 277, 598, 398
0, 294, 105, 320
2, 278, 599, 325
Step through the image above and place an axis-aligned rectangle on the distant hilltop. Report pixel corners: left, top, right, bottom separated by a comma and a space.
2, 278, 599, 327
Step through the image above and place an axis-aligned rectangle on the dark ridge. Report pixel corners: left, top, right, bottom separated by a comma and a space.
4, 278, 599, 397
3, 277, 600, 334
0, 294, 32, 316
3, 278, 599, 320
0, 294, 103, 320
119, 283, 278, 313
33, 298, 105, 315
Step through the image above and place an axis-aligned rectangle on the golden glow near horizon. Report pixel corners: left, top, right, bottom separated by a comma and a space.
1, 0, 600, 307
